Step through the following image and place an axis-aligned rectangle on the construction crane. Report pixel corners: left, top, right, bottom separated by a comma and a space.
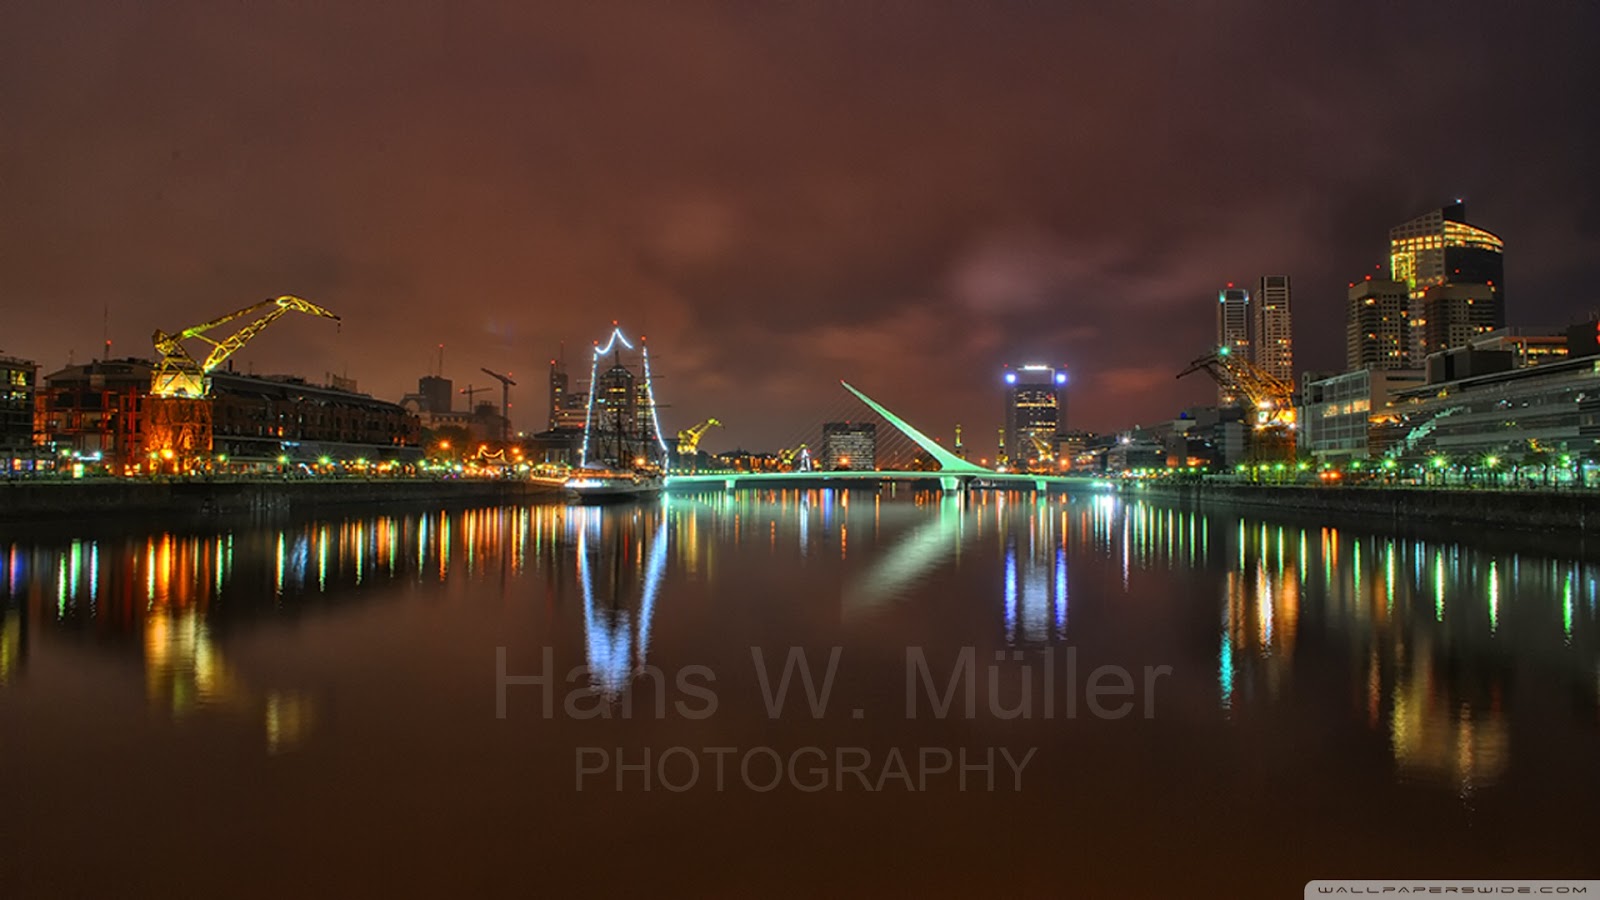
480, 368, 516, 442
144, 295, 339, 467
1177, 346, 1297, 460
151, 295, 340, 398
676, 418, 721, 455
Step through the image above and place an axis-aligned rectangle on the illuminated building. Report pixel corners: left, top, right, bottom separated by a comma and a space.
1252, 275, 1293, 384
1346, 278, 1411, 371
546, 349, 589, 432
1388, 201, 1505, 362
547, 357, 568, 431
1422, 283, 1500, 354
1, 354, 38, 472
40, 359, 421, 470
1299, 368, 1424, 461
1467, 326, 1570, 368
1390, 352, 1600, 458
1003, 364, 1067, 468
822, 421, 876, 470
1215, 285, 1250, 405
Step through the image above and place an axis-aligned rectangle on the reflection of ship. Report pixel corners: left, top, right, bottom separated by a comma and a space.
575, 507, 668, 695
566, 471, 664, 504
567, 325, 670, 505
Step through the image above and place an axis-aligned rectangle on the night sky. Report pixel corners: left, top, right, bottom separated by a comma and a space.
3, 2, 1598, 450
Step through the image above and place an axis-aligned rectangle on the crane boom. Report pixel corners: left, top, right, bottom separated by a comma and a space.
676, 418, 721, 455
1176, 348, 1295, 426
479, 368, 517, 442
151, 295, 340, 398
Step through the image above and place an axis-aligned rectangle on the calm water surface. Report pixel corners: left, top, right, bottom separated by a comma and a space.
2, 489, 1598, 896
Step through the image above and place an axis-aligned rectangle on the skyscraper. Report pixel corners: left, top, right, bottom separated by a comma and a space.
1346, 277, 1411, 371
1003, 364, 1066, 468
547, 357, 567, 431
1388, 201, 1505, 361
1252, 275, 1293, 383
1423, 283, 1500, 355
1215, 284, 1250, 405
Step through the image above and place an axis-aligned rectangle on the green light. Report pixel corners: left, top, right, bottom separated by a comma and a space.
1431, 456, 1447, 469
319, 456, 331, 466
1296, 461, 1309, 471
277, 455, 288, 464
1485, 455, 1499, 467
1382, 458, 1396, 470
1351, 461, 1362, 470
1218, 346, 1231, 356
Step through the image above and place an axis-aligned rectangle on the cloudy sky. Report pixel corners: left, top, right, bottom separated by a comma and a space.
3, 1, 1598, 450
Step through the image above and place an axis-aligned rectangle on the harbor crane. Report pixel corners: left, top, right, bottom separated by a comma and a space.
480, 368, 516, 442
151, 295, 340, 399
779, 443, 813, 472
145, 295, 340, 465
676, 418, 721, 455
1177, 346, 1298, 460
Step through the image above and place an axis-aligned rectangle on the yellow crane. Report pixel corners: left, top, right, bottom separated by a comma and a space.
1176, 346, 1297, 461
144, 295, 340, 467
778, 443, 812, 472
151, 295, 341, 398
676, 418, 721, 455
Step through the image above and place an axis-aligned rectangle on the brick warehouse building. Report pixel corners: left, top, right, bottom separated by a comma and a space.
38, 358, 421, 471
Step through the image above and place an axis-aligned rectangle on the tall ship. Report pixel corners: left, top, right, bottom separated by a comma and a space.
566, 324, 670, 503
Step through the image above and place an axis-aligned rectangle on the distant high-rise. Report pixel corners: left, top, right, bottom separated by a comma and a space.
1346, 278, 1411, 371
1215, 285, 1250, 406
547, 357, 568, 431
822, 421, 876, 471
418, 375, 453, 414
1252, 275, 1293, 383
1388, 201, 1505, 361
1423, 283, 1500, 356
1003, 364, 1066, 467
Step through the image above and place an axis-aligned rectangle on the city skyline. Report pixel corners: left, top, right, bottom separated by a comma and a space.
3, 3, 1598, 450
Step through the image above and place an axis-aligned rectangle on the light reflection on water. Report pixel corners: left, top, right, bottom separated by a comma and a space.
0, 490, 1596, 795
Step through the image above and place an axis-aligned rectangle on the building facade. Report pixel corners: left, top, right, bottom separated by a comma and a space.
1003, 364, 1066, 469
822, 421, 877, 470
1, 355, 38, 471
1388, 202, 1505, 363
1346, 278, 1412, 371
1215, 285, 1250, 406
1387, 353, 1600, 460
1422, 283, 1501, 356
1252, 275, 1293, 384
1300, 368, 1425, 461
40, 358, 420, 470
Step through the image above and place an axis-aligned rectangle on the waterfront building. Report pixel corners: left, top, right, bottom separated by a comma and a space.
1388, 202, 1505, 362
39, 358, 420, 471
1467, 326, 1570, 368
1386, 351, 1600, 460
1, 355, 39, 472
1252, 276, 1293, 384
822, 421, 877, 470
1346, 278, 1411, 371
1003, 364, 1066, 468
1300, 368, 1426, 461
